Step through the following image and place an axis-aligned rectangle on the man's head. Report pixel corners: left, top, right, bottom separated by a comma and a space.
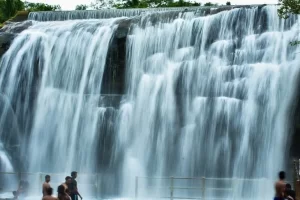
65, 176, 72, 184
279, 171, 286, 180
286, 183, 292, 190
46, 187, 53, 196
71, 171, 77, 179
45, 175, 51, 183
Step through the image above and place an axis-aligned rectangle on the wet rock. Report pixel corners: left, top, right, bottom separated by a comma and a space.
0, 11, 31, 57
0, 33, 15, 57
0, 21, 33, 34
99, 95, 124, 108
101, 24, 127, 95
115, 18, 132, 39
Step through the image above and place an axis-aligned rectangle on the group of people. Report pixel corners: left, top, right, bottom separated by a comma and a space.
42, 171, 83, 200
275, 171, 297, 200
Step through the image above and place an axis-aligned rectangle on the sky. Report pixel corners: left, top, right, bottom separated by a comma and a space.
28, 0, 279, 10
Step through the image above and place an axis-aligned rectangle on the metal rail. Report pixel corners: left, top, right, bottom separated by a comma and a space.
135, 176, 272, 200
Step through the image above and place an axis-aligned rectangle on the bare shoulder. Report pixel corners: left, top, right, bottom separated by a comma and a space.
275, 180, 285, 186
42, 196, 58, 200
43, 182, 50, 187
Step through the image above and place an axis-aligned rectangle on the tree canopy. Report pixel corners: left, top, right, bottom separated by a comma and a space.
24, 2, 61, 12
0, 0, 23, 19
75, 4, 88, 10
0, 0, 24, 23
278, 0, 300, 45
90, 0, 220, 9
278, 0, 300, 19
0, 0, 61, 24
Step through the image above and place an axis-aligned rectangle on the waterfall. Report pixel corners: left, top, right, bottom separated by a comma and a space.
0, 18, 122, 174
0, 5, 299, 200
116, 5, 300, 199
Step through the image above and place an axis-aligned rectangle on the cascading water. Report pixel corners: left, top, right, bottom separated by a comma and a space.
0, 19, 121, 197
0, 4, 299, 200
116, 6, 300, 199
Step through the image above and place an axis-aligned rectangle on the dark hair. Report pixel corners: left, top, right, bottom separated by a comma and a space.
65, 176, 72, 181
286, 183, 292, 189
279, 171, 286, 180
57, 185, 65, 194
46, 187, 53, 195
71, 171, 77, 177
45, 175, 50, 179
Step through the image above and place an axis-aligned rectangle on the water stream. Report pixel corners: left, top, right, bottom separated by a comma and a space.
0, 5, 299, 199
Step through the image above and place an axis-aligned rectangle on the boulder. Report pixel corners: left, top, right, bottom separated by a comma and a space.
0, 33, 15, 57
0, 21, 32, 34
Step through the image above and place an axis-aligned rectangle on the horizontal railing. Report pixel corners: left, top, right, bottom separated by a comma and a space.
135, 176, 274, 200
0, 172, 284, 200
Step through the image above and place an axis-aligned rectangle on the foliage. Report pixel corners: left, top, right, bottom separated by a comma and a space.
0, 0, 60, 24
24, 2, 61, 12
290, 41, 300, 45
278, 0, 300, 45
0, 0, 24, 23
0, 0, 24, 18
226, 1, 231, 5
278, 0, 300, 18
203, 2, 217, 6
91, 0, 115, 9
91, 0, 214, 9
75, 4, 88, 10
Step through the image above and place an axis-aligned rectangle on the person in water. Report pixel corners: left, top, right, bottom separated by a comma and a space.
13, 180, 29, 199
61, 176, 72, 192
12, 180, 23, 199
42, 187, 58, 200
57, 185, 71, 200
274, 171, 286, 200
68, 171, 83, 200
285, 183, 296, 200
43, 175, 51, 196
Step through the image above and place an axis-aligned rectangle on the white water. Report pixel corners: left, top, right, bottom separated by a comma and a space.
0, 18, 121, 196
115, 5, 300, 199
0, 5, 299, 200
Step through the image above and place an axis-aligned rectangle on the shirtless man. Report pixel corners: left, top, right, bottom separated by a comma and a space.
43, 175, 51, 196
61, 176, 72, 193
274, 171, 286, 200
68, 171, 83, 200
42, 187, 58, 200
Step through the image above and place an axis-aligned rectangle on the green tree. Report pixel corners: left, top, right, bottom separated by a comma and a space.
204, 2, 217, 6
25, 2, 61, 12
0, 0, 24, 18
278, 0, 300, 19
278, 0, 300, 45
0, 0, 24, 23
91, 0, 115, 9
75, 4, 88, 10
226, 1, 231, 5
92, 0, 203, 9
